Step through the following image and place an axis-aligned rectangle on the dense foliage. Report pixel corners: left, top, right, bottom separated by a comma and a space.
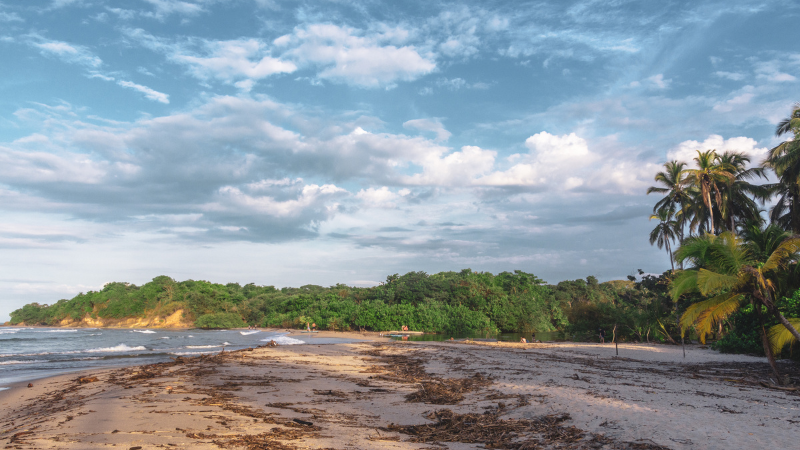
9, 269, 679, 337
647, 103, 800, 365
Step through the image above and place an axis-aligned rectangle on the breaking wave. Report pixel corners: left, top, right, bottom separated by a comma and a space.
86, 344, 147, 353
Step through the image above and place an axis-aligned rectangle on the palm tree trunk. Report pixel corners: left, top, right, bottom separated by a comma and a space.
754, 304, 783, 383
705, 189, 715, 235
667, 239, 674, 272
792, 184, 800, 234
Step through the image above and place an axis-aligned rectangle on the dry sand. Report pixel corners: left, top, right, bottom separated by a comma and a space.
1, 335, 798, 449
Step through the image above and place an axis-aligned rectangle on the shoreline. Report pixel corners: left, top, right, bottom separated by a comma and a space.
2, 338, 797, 449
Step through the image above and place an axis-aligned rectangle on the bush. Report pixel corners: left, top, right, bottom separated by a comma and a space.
194, 312, 245, 329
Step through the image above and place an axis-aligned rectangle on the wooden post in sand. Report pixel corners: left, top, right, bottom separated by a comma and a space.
613, 324, 618, 356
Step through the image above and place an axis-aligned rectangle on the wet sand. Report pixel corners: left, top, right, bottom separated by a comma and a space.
1, 337, 798, 449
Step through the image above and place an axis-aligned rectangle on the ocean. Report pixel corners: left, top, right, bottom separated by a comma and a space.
0, 327, 345, 389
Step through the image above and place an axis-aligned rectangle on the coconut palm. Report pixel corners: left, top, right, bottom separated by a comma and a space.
671, 231, 800, 381
649, 207, 679, 272
716, 151, 770, 232
683, 150, 735, 235
764, 103, 800, 233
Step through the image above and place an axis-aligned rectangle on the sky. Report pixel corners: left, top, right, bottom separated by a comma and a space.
1, 0, 798, 321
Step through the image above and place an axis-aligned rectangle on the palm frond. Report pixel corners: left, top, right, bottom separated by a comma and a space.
768, 319, 800, 355
691, 293, 744, 344
670, 270, 698, 300
679, 293, 742, 341
763, 237, 800, 273
695, 268, 739, 296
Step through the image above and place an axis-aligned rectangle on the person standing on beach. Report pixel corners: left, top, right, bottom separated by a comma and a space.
599, 327, 606, 344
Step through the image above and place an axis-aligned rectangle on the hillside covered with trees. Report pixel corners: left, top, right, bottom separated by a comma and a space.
10, 269, 682, 343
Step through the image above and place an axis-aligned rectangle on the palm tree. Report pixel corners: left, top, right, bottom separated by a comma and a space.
647, 161, 692, 262
649, 207, 679, 271
648, 161, 689, 216
764, 103, 800, 233
671, 231, 800, 382
716, 151, 770, 232
683, 150, 734, 235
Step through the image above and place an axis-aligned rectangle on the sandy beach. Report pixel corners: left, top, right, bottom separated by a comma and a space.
1, 333, 798, 449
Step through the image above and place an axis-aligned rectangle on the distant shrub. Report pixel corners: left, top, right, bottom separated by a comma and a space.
194, 312, 245, 329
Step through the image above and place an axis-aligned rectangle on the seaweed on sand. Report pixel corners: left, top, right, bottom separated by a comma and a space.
405, 373, 492, 404
388, 409, 672, 450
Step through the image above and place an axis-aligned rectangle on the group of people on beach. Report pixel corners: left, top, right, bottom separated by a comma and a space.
305, 322, 317, 332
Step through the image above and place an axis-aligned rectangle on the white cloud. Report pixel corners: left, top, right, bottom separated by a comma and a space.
712, 85, 755, 112
476, 132, 655, 194
117, 80, 170, 103
404, 145, 496, 186
714, 71, 746, 81
142, 0, 205, 19
403, 118, 451, 142
172, 38, 297, 83
356, 186, 401, 208
275, 24, 436, 88
208, 183, 346, 218
0, 10, 22, 22
28, 36, 102, 68
646, 74, 671, 89
667, 134, 767, 167
754, 60, 796, 83
477, 132, 595, 188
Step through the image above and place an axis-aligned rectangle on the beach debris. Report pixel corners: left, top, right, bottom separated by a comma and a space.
388, 409, 672, 449
27, 383, 33, 388
361, 345, 493, 405
405, 373, 492, 405
264, 340, 278, 347
312, 389, 348, 398
78, 376, 99, 384
129, 447, 142, 450
387, 409, 579, 448
9, 430, 34, 443
292, 418, 313, 426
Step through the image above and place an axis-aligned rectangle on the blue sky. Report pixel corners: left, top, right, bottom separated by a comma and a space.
1, 0, 798, 320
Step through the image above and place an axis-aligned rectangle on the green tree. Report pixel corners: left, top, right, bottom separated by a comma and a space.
764, 103, 800, 233
683, 150, 734, 235
648, 160, 691, 242
649, 207, 679, 271
716, 151, 769, 232
671, 231, 800, 381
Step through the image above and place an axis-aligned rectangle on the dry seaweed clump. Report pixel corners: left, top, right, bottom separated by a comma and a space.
406, 373, 492, 404
186, 425, 326, 450
387, 409, 671, 450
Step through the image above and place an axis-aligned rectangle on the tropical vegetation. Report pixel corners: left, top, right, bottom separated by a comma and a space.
9, 269, 681, 345
647, 103, 800, 374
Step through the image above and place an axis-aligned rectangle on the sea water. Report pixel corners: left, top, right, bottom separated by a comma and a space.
0, 327, 328, 388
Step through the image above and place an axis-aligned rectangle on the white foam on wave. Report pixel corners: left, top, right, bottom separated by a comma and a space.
39, 329, 78, 333
159, 337, 170, 339
88, 333, 102, 336
0, 330, 18, 334
240, 330, 260, 335
132, 330, 156, 334
0, 360, 46, 365
186, 345, 221, 349
86, 344, 147, 353
263, 336, 304, 345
